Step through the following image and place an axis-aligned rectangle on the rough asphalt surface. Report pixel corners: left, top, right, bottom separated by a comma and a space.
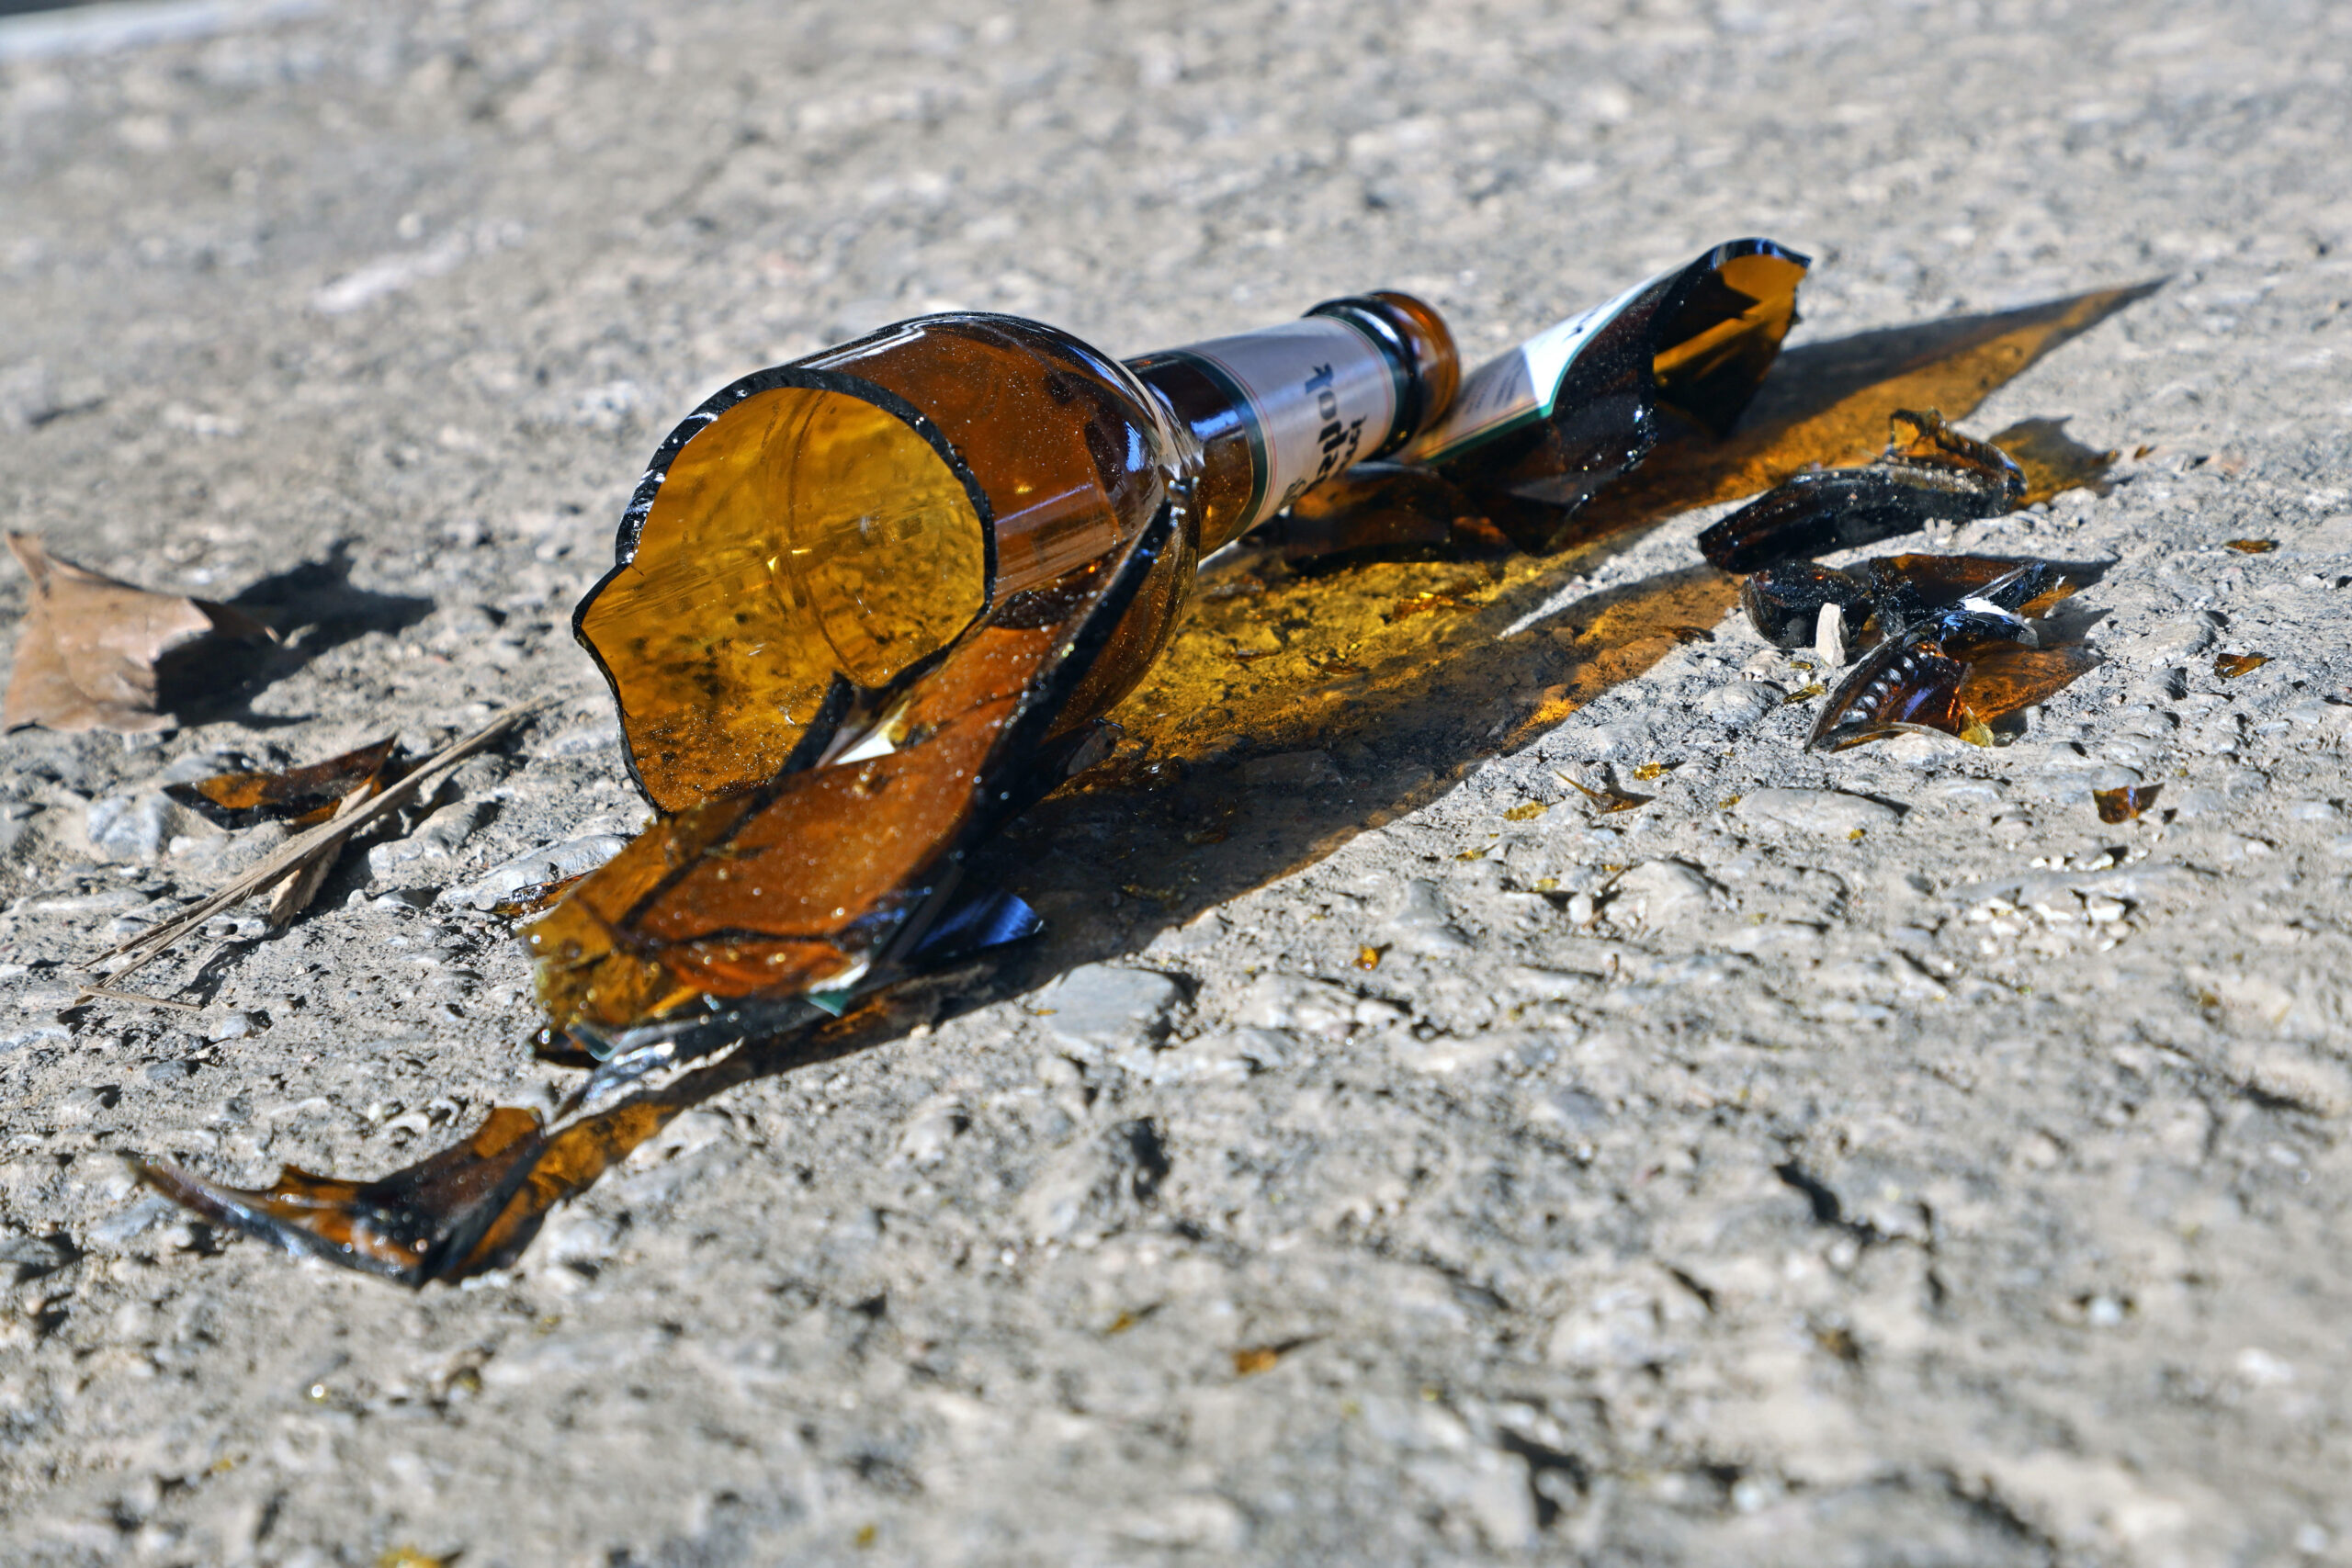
4, 1, 2351, 1563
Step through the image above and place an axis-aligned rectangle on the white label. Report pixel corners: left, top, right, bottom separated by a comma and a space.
1406, 271, 1663, 464
1168, 316, 1397, 527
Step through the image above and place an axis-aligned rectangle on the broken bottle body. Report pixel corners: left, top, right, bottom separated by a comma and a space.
541, 293, 1463, 1062
580, 294, 1462, 816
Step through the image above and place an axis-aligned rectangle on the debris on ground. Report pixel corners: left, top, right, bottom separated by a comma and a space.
3, 532, 271, 733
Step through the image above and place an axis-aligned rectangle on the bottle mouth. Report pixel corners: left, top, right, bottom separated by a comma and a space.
577, 367, 993, 815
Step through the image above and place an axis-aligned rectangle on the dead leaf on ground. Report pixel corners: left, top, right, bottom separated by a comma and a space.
4, 533, 270, 733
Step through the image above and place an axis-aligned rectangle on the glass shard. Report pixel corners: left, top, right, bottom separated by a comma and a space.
1743, 553, 2074, 650
1807, 567, 2096, 752
164, 737, 398, 829
2215, 652, 2269, 679
1698, 410, 2025, 572
1557, 771, 1651, 813
2094, 784, 2161, 824
1412, 239, 1809, 547
532, 502, 1181, 1064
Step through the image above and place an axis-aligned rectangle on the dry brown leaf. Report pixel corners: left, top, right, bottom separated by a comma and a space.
4, 533, 270, 733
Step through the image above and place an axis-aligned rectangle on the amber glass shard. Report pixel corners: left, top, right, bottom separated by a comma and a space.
1417, 240, 1807, 542
1808, 572, 2089, 751
134, 1107, 549, 1281
2094, 784, 2161, 824
533, 503, 1180, 1057
2214, 652, 2269, 679
1558, 772, 1651, 813
1697, 410, 2025, 572
137, 1094, 697, 1285
1740, 562, 1874, 649
1849, 554, 2071, 640
1954, 642, 2099, 719
2224, 539, 2277, 555
164, 737, 397, 829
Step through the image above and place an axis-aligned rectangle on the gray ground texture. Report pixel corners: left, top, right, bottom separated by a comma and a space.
3, 0, 2351, 1563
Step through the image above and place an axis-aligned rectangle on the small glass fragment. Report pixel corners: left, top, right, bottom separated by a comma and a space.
2215, 652, 2269, 679
1632, 761, 1672, 781
1696, 410, 2025, 572
1232, 1347, 1283, 1376
1387, 586, 1481, 621
164, 738, 398, 829
135, 1107, 556, 1280
2224, 539, 2277, 554
1503, 801, 1548, 820
1354, 944, 1386, 971
1784, 682, 1827, 703
488, 874, 590, 919
2094, 784, 2161, 823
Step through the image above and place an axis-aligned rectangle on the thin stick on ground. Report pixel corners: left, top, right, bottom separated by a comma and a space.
73, 983, 203, 1012
78, 707, 537, 992
266, 766, 379, 929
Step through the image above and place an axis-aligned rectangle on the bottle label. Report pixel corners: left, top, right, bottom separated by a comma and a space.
1162, 316, 1398, 527
1405, 272, 1660, 464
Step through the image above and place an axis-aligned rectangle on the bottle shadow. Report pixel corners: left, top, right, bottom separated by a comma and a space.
146, 281, 2167, 1280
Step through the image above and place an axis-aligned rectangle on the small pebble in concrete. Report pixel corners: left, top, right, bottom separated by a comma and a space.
1035, 964, 1185, 1054
1736, 787, 1903, 836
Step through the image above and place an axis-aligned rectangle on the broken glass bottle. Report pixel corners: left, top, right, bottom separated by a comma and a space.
580, 292, 1462, 816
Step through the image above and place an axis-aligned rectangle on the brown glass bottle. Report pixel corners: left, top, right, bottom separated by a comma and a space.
577, 295, 1459, 813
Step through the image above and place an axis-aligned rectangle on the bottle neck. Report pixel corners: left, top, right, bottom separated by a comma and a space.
1125, 291, 1457, 555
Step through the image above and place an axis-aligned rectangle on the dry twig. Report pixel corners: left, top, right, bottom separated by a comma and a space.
77, 707, 535, 993
266, 769, 378, 928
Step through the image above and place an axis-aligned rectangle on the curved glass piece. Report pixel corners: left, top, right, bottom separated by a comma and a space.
578, 382, 988, 814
